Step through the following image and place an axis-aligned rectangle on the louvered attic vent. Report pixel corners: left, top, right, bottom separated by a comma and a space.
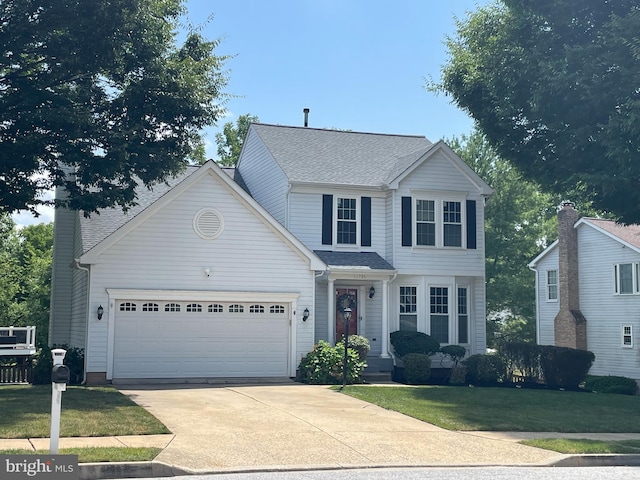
193, 208, 224, 240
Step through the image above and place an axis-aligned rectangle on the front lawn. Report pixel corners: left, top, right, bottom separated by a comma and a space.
341, 385, 640, 432
522, 438, 640, 454
1, 447, 161, 463
0, 385, 170, 438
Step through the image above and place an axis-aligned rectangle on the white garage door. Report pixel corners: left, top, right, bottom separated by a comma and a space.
113, 300, 290, 379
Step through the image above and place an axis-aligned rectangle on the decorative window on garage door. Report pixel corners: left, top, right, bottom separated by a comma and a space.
165, 303, 181, 312
119, 302, 137, 311
208, 304, 223, 313
249, 304, 265, 313
142, 303, 159, 312
186, 303, 203, 312
270, 305, 285, 314
228, 304, 244, 313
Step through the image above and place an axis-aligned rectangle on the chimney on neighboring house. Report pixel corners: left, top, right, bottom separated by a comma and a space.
553, 202, 587, 350
303, 108, 310, 127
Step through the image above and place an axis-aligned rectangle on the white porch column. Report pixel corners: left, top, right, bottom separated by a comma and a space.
381, 279, 390, 358
328, 278, 335, 345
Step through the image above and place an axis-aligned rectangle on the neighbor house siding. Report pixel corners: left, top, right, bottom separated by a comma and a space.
535, 247, 560, 346
237, 129, 289, 225
84, 173, 315, 374
577, 225, 640, 380
69, 213, 87, 349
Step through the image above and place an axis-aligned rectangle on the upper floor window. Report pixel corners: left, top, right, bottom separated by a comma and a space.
399, 286, 417, 331
614, 263, 640, 295
443, 201, 462, 247
407, 197, 468, 249
622, 325, 633, 348
547, 270, 558, 301
336, 197, 357, 244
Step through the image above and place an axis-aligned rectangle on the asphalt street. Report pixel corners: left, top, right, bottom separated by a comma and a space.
133, 466, 640, 480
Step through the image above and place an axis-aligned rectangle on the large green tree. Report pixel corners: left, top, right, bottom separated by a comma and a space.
215, 114, 259, 166
0, 0, 228, 216
450, 130, 557, 344
435, 1, 640, 224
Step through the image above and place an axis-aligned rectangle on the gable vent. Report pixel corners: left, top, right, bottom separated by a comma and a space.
193, 208, 224, 240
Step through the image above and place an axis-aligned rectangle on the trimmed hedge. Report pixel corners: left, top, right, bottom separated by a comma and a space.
403, 353, 431, 384
584, 375, 639, 395
463, 354, 505, 385
345, 335, 370, 362
538, 345, 594, 389
390, 331, 440, 358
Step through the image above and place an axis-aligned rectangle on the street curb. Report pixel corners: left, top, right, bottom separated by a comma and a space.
78, 461, 190, 480
77, 455, 640, 479
551, 454, 640, 467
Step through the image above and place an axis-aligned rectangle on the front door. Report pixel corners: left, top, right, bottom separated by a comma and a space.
336, 288, 358, 340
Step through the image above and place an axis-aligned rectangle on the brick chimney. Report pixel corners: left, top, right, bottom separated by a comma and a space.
553, 202, 587, 350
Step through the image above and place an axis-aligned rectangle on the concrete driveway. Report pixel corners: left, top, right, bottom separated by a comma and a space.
119, 383, 561, 474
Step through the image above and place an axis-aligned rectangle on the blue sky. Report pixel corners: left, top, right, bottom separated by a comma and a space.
14, 0, 489, 227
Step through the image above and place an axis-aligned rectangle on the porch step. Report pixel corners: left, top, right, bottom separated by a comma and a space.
361, 371, 395, 384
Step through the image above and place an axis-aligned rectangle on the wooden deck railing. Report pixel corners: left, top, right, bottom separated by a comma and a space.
0, 363, 31, 383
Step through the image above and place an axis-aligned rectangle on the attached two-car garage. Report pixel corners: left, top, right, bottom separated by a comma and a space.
109, 294, 292, 380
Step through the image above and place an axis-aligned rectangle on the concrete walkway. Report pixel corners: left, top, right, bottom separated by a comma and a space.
3, 383, 640, 477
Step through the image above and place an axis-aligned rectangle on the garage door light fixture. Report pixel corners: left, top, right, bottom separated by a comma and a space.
97, 305, 104, 320
302, 308, 310, 321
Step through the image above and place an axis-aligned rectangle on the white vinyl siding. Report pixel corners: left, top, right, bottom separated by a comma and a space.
84, 173, 315, 376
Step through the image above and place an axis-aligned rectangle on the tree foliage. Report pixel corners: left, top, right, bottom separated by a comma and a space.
215, 114, 259, 166
0, 0, 229, 216
435, 1, 640, 224
0, 217, 53, 348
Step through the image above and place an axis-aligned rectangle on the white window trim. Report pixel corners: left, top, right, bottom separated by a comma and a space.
546, 270, 558, 302
413, 196, 467, 249
622, 325, 633, 348
334, 196, 361, 247
614, 263, 640, 295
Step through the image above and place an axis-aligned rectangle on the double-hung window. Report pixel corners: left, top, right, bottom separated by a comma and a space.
622, 325, 633, 348
416, 200, 436, 246
430, 287, 449, 343
614, 263, 640, 295
399, 286, 417, 331
547, 270, 558, 301
457, 287, 469, 344
443, 201, 462, 247
336, 197, 357, 245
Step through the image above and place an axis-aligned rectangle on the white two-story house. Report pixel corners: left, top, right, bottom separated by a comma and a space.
49, 122, 492, 384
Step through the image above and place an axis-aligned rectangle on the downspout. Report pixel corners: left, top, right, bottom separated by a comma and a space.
73, 259, 90, 385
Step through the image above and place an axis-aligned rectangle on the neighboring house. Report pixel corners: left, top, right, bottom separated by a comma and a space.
529, 203, 640, 381
50, 122, 492, 384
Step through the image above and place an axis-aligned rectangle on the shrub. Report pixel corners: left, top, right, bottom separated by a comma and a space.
463, 354, 505, 385
345, 335, 370, 362
403, 353, 431, 384
449, 365, 467, 385
539, 345, 595, 389
390, 331, 440, 358
31, 346, 53, 385
584, 375, 639, 395
498, 341, 541, 383
31, 344, 85, 385
440, 345, 467, 366
296, 340, 366, 385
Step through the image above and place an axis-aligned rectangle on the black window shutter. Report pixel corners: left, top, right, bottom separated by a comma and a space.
466, 199, 477, 249
361, 197, 371, 247
322, 195, 333, 245
401, 196, 412, 247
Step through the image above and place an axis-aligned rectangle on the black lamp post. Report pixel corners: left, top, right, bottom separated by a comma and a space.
341, 307, 352, 389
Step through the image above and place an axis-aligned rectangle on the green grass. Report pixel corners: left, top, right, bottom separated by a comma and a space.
341, 385, 640, 432
0, 385, 170, 438
521, 438, 640, 454
0, 447, 161, 463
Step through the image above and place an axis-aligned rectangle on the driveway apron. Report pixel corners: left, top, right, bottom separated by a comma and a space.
119, 384, 561, 473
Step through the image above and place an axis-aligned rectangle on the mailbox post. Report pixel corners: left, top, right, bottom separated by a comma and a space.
50, 348, 69, 454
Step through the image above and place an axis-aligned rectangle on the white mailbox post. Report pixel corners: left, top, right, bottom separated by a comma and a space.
50, 348, 68, 454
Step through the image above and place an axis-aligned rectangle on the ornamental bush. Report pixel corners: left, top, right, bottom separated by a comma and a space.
296, 340, 366, 385
390, 331, 440, 358
463, 354, 505, 385
584, 375, 638, 395
498, 341, 541, 383
403, 353, 432, 384
538, 345, 594, 389
345, 335, 370, 362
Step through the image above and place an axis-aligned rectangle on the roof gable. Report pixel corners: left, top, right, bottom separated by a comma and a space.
78, 161, 325, 270
577, 217, 640, 253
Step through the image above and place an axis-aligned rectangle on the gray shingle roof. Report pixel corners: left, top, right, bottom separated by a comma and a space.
313, 250, 395, 270
250, 123, 432, 187
80, 166, 199, 254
